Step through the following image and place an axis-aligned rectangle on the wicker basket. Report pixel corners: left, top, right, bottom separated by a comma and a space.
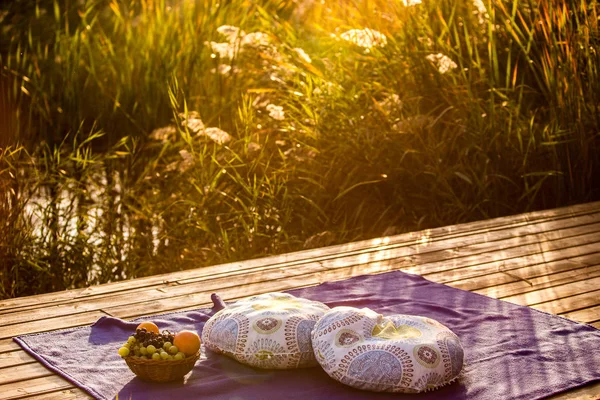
124, 352, 200, 382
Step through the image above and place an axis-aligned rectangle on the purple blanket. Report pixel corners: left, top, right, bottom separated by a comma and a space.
14, 270, 600, 400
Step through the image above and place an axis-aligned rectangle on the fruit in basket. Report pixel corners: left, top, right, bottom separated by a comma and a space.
117, 326, 199, 361
173, 330, 201, 356
117, 325, 200, 383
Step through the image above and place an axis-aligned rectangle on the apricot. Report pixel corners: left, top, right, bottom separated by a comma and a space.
136, 321, 160, 334
173, 330, 201, 356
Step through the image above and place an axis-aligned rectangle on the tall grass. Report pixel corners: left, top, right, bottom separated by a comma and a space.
1, 0, 598, 299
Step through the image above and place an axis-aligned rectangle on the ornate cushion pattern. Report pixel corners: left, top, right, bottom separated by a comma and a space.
311, 307, 464, 393
202, 292, 330, 369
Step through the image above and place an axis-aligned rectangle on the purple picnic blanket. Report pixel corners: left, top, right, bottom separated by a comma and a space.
14, 270, 600, 400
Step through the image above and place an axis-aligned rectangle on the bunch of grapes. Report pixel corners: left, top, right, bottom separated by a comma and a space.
117, 327, 186, 361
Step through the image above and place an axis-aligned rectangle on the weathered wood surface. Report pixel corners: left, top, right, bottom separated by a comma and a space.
1, 201, 600, 400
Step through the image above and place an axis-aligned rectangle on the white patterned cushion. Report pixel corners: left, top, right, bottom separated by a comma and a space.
202, 292, 330, 369
311, 307, 464, 393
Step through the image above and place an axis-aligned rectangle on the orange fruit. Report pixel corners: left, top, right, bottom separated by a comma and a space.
136, 321, 160, 334
173, 330, 201, 356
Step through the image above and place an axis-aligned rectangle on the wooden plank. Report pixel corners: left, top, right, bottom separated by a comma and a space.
561, 305, 600, 324
547, 382, 600, 400
531, 290, 600, 315
0, 351, 35, 369
592, 321, 600, 329
0, 363, 54, 385
464, 264, 600, 298
10, 254, 596, 368
3, 239, 598, 353
20, 390, 90, 400
2, 203, 599, 313
0, 339, 21, 354
106, 269, 358, 318
0, 375, 73, 400
5, 219, 600, 330
502, 276, 600, 307
0, 311, 108, 341
81, 228, 600, 319
0, 267, 309, 332
3, 202, 600, 400
13, 377, 600, 400
5, 226, 600, 338
427, 245, 600, 286
402, 226, 600, 277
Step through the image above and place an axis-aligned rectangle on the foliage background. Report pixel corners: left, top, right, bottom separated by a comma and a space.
1, 0, 599, 299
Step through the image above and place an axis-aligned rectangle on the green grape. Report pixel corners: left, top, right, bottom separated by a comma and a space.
176, 352, 186, 359
123, 343, 131, 349
166, 354, 174, 360
134, 349, 141, 356
127, 336, 136, 344
146, 345, 156, 355
174, 352, 184, 361
152, 353, 161, 361
163, 342, 172, 351
140, 347, 148, 355
168, 345, 179, 355
118, 347, 130, 357
160, 351, 169, 360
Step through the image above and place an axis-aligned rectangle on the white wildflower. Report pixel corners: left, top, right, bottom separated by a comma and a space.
426, 53, 458, 74
472, 0, 489, 24
266, 104, 285, 120
208, 41, 238, 59
340, 28, 387, 48
149, 125, 177, 142
294, 47, 312, 63
418, 36, 434, 48
210, 64, 238, 75
241, 32, 271, 48
178, 150, 195, 172
202, 127, 232, 145
378, 94, 403, 114
403, 0, 422, 5
217, 25, 245, 43
247, 142, 261, 153
473, 0, 487, 14
180, 112, 205, 133
312, 81, 342, 97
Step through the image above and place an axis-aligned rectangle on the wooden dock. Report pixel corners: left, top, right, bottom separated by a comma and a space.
1, 201, 600, 399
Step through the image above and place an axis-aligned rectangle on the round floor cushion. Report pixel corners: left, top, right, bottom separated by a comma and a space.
311, 306, 464, 393
202, 292, 330, 369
